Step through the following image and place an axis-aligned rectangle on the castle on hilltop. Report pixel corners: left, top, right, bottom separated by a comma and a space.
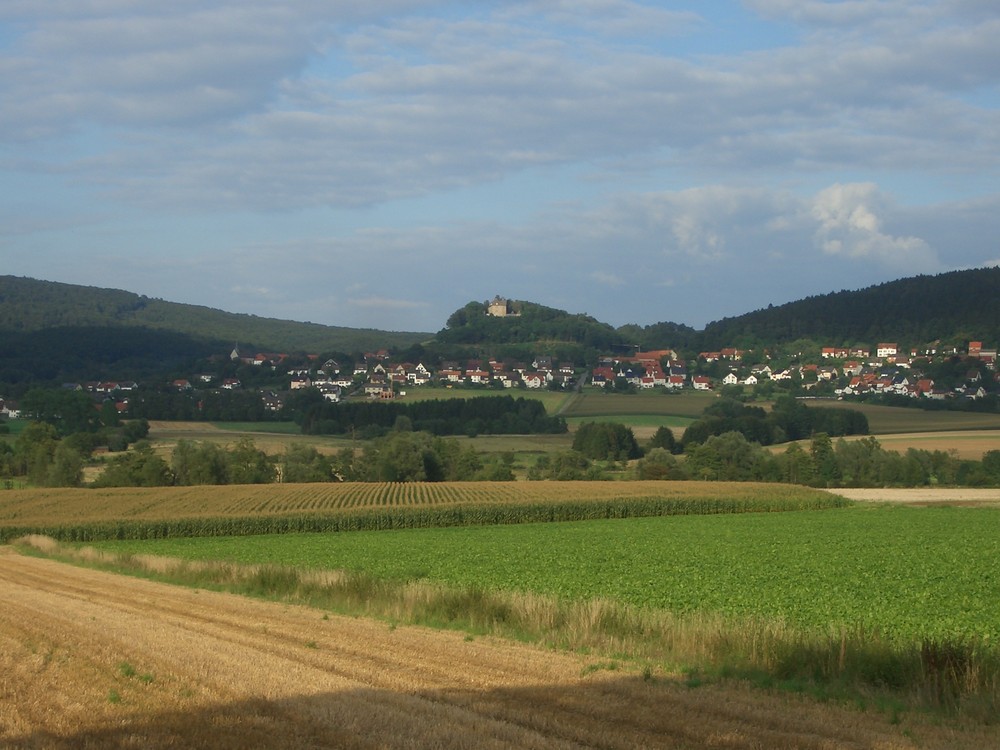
486, 295, 520, 317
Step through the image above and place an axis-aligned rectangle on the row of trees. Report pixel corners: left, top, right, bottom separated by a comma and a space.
679, 396, 869, 450
528, 431, 1000, 488
298, 395, 567, 438
0, 419, 149, 487
87, 429, 517, 488
643, 432, 1000, 488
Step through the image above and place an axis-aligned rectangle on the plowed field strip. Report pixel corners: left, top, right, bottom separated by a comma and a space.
0, 549, 991, 749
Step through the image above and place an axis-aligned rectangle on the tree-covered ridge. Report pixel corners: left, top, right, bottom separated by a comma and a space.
436, 299, 627, 357
0, 276, 429, 352
0, 326, 220, 389
697, 266, 1000, 350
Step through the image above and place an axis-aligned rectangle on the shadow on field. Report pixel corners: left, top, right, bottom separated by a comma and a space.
2, 675, 968, 750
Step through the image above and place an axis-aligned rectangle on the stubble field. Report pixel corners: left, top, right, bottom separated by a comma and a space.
2, 547, 995, 750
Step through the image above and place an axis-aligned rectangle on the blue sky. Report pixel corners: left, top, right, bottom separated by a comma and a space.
1, 1, 998, 333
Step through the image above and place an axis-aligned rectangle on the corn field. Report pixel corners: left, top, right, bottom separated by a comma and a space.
0, 481, 846, 542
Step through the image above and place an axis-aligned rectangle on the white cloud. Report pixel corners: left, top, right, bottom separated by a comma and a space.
810, 183, 939, 270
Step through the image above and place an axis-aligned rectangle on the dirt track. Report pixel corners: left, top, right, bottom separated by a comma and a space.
1, 549, 994, 749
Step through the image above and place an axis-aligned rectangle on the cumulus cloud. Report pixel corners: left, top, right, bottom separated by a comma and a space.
810, 183, 939, 270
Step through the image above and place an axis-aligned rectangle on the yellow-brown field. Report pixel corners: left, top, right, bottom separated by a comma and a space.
2, 547, 993, 749
0, 480, 814, 529
772, 430, 1000, 460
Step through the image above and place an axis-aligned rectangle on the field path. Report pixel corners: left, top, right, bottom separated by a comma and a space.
0, 548, 991, 749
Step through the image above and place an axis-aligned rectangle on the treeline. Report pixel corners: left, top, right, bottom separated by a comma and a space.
129, 388, 279, 422
523, 428, 1000, 488
680, 396, 869, 450
299, 395, 567, 437
0, 327, 217, 391
82, 431, 515, 488
641, 432, 1000, 488
0, 420, 149, 488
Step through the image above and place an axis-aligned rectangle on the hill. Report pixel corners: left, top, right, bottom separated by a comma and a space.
420, 269, 1000, 362
0, 276, 430, 353
434, 299, 627, 362
694, 267, 1000, 350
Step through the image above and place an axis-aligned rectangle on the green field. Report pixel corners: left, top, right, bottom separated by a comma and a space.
393, 387, 572, 414
826, 402, 1000, 434
212, 421, 303, 434
90, 504, 1000, 643
563, 390, 715, 419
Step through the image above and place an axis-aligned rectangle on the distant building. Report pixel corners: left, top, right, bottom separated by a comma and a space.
487, 295, 519, 317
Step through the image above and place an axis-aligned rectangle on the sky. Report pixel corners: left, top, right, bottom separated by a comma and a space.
1, 1, 998, 334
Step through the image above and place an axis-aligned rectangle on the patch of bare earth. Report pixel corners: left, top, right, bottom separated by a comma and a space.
0, 548, 993, 749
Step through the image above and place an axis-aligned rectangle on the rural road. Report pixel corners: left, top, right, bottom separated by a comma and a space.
0, 548, 991, 749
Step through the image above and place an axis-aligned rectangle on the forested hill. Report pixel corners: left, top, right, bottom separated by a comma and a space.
436, 300, 627, 355
696, 267, 1000, 349
0, 276, 429, 353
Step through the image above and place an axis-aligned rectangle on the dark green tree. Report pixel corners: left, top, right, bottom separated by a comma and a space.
172, 439, 229, 485
45, 440, 85, 487
280, 443, 335, 483
648, 425, 678, 454
225, 438, 275, 484
809, 433, 840, 487
20, 389, 100, 436
94, 442, 174, 487
636, 448, 686, 480
572, 422, 641, 461
14, 422, 59, 484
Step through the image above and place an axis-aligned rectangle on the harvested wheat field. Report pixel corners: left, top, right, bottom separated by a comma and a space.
831, 487, 1000, 505
1, 549, 994, 750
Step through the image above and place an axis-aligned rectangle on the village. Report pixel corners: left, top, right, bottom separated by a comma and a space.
4, 335, 995, 426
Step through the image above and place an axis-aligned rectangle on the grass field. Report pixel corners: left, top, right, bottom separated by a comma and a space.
808, 401, 1000, 434
388, 386, 572, 414
563, 390, 715, 419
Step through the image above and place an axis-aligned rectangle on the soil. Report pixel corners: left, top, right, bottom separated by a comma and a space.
2, 548, 995, 749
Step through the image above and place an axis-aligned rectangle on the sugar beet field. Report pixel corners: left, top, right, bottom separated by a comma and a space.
86, 502, 1000, 645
